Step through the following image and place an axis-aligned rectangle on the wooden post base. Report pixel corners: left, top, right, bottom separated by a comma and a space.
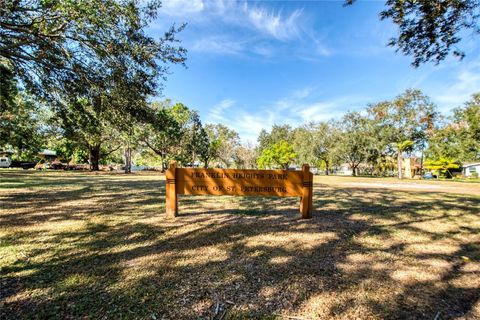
165, 161, 177, 218
300, 164, 313, 219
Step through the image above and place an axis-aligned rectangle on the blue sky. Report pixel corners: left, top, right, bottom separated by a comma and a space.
148, 0, 480, 142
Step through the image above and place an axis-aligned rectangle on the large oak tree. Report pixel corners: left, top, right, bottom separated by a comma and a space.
1, 0, 186, 117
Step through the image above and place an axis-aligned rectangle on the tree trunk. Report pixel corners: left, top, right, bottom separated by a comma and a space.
420, 142, 425, 179
397, 152, 403, 179
352, 164, 357, 177
124, 146, 132, 174
159, 154, 166, 172
89, 145, 101, 171
325, 160, 329, 175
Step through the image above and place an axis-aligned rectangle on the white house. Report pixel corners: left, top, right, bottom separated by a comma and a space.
335, 164, 353, 176
462, 163, 480, 177
38, 149, 57, 157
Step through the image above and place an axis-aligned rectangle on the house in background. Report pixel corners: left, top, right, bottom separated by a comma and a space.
462, 163, 480, 177
335, 163, 353, 176
403, 157, 422, 178
38, 149, 57, 158
0, 149, 15, 157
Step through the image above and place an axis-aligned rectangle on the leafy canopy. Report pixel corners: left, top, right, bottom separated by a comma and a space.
346, 0, 480, 66
424, 157, 461, 178
0, 0, 186, 116
257, 141, 297, 170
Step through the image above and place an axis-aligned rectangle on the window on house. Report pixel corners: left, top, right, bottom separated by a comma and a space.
470, 167, 477, 173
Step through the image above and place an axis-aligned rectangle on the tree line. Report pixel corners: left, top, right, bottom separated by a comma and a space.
1, 1, 479, 177
2, 84, 479, 178
257, 89, 479, 178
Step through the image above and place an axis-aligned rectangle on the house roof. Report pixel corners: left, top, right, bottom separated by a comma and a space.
462, 163, 480, 168
38, 149, 57, 156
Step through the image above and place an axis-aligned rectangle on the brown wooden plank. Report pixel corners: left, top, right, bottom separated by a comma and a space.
176, 168, 303, 197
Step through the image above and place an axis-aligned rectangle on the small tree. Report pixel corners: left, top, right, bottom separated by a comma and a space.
292, 124, 317, 166
334, 113, 371, 177
312, 121, 337, 175
233, 142, 257, 169
257, 124, 293, 155
196, 127, 211, 168
205, 124, 240, 168
257, 141, 297, 170
424, 158, 461, 179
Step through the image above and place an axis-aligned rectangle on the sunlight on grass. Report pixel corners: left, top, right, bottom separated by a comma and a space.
1, 171, 479, 319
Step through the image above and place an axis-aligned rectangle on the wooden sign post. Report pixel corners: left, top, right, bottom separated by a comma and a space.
165, 162, 313, 219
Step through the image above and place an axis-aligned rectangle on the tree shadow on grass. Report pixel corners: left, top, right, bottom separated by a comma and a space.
0, 174, 165, 227
1, 174, 479, 319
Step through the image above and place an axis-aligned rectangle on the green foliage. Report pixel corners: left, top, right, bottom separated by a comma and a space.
50, 137, 89, 163
292, 124, 317, 166
427, 93, 480, 162
424, 158, 461, 178
367, 89, 437, 178
346, 0, 480, 66
1, 0, 186, 116
181, 111, 209, 166
426, 123, 463, 161
0, 64, 17, 112
291, 121, 338, 173
141, 101, 181, 169
205, 123, 240, 168
453, 94, 480, 160
257, 141, 297, 170
141, 101, 211, 168
0, 69, 44, 158
195, 126, 211, 168
56, 96, 122, 170
1, 1, 188, 169
396, 140, 414, 153
333, 112, 372, 176
257, 124, 293, 155
368, 89, 436, 152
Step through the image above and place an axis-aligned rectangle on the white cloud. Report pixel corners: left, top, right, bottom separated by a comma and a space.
251, 45, 274, 57
243, 4, 302, 41
296, 102, 341, 122
426, 60, 480, 112
160, 0, 305, 42
160, 0, 205, 16
191, 37, 245, 55
206, 89, 371, 143
436, 69, 480, 106
155, 0, 332, 60
292, 87, 314, 99
208, 99, 235, 121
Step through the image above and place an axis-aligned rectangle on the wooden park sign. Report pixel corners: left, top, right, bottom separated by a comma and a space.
165, 162, 313, 219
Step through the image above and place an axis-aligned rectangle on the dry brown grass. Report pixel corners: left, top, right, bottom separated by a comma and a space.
1, 171, 479, 319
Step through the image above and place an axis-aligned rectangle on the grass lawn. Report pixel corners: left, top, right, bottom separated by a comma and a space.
1, 170, 479, 319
